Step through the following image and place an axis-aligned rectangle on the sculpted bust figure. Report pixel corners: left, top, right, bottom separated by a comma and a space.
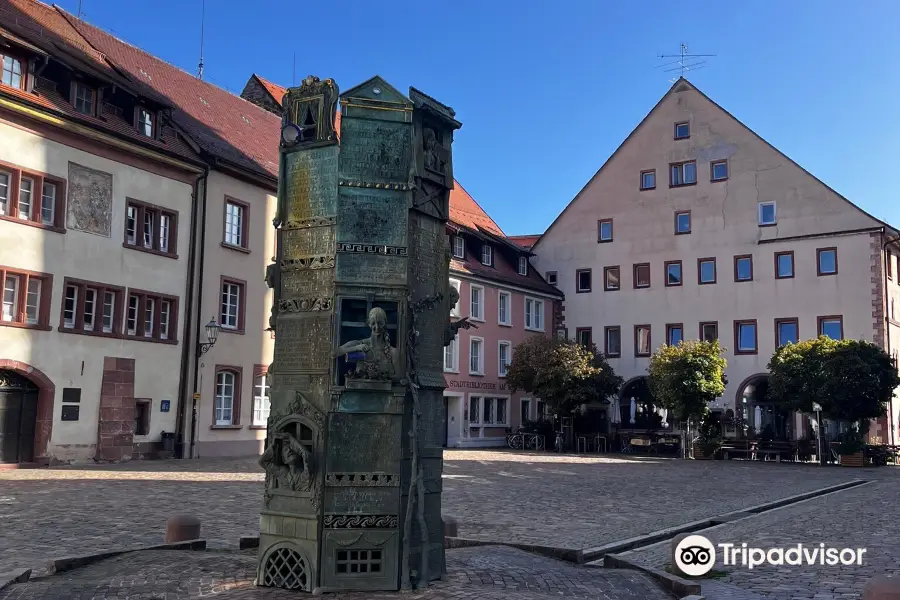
444, 285, 475, 346
334, 307, 399, 381
259, 431, 312, 492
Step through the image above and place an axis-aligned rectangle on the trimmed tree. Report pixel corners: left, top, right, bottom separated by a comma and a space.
506, 335, 623, 415
647, 340, 728, 423
768, 336, 899, 424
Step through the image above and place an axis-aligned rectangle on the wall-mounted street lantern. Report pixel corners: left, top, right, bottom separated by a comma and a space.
197, 317, 220, 357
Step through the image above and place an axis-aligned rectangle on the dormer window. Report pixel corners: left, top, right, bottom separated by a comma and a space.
481, 244, 493, 266
72, 81, 96, 116
136, 107, 155, 137
452, 235, 465, 259
518, 256, 528, 276
1, 54, 24, 89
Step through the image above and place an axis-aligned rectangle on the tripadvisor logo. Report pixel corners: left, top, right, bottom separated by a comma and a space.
674, 535, 867, 574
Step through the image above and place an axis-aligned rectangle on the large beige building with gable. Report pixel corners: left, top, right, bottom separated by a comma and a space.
532, 78, 900, 444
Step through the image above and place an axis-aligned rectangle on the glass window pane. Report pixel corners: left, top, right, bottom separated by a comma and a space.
642, 171, 655, 189
607, 328, 621, 354
821, 319, 842, 339
713, 162, 728, 180
599, 221, 612, 240
41, 182, 56, 225
739, 323, 756, 350
636, 265, 650, 287
818, 250, 836, 274
702, 324, 718, 342
676, 213, 690, 232
25, 278, 41, 324
700, 260, 715, 282
675, 123, 689, 138
777, 254, 793, 277
759, 203, 776, 224
684, 162, 697, 183
778, 321, 798, 345
18, 178, 32, 220
637, 327, 650, 354
2, 275, 18, 321
0, 171, 9, 215
667, 263, 682, 285
606, 268, 619, 289
736, 258, 752, 280
668, 326, 682, 345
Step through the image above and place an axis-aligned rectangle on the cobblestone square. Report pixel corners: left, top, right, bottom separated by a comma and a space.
0, 450, 892, 599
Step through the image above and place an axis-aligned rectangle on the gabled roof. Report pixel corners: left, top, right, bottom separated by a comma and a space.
532, 77, 898, 250
253, 74, 287, 106
0, 0, 201, 165
508, 235, 541, 250
38, 3, 284, 183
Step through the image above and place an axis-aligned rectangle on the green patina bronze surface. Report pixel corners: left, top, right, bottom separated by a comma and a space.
258, 74, 461, 593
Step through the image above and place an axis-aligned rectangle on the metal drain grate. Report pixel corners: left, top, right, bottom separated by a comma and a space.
263, 547, 310, 591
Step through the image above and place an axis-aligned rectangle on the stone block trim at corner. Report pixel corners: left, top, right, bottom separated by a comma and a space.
95, 357, 136, 462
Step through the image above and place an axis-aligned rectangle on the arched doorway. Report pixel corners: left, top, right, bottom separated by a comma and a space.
0, 370, 39, 464
618, 376, 664, 429
736, 374, 791, 440
0, 360, 54, 465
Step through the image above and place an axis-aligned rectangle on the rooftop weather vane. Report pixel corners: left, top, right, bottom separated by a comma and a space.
197, 0, 205, 80
656, 43, 716, 82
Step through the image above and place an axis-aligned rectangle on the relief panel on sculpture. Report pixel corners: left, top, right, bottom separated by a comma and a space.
282, 226, 336, 258
338, 118, 411, 184
283, 145, 339, 225
321, 529, 399, 591
327, 413, 399, 473
337, 254, 407, 286
336, 188, 407, 247
274, 316, 332, 373
67, 162, 113, 236
325, 487, 397, 515
281, 268, 333, 300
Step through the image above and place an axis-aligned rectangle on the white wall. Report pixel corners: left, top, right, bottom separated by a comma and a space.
533, 81, 884, 415
0, 120, 194, 462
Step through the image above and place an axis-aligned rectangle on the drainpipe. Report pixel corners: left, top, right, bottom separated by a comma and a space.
174, 167, 208, 458
189, 168, 211, 459
882, 230, 900, 446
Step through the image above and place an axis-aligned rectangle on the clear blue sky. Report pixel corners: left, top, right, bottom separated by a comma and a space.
59, 0, 900, 236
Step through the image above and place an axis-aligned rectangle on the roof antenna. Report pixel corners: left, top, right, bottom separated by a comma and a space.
292, 53, 296, 86
656, 43, 716, 83
197, 0, 205, 80
77, 0, 83, 17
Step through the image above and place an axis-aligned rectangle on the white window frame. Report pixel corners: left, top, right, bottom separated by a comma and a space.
518, 256, 528, 276
711, 160, 728, 181
102, 291, 115, 333
671, 161, 697, 185
497, 290, 511, 326
18, 176, 33, 220
452, 235, 465, 259
24, 278, 40, 325
143, 297, 155, 338
160, 299, 171, 340
63, 284, 78, 329
469, 336, 484, 375
252, 373, 271, 427
2, 274, 18, 322
159, 214, 170, 253
481, 244, 493, 266
524, 296, 544, 332
0, 170, 9, 216
126, 294, 139, 335
215, 370, 236, 426
444, 336, 459, 373
498, 341, 511, 378
126, 205, 137, 244
83, 287, 97, 332
449, 278, 461, 317
545, 271, 557, 285
40, 181, 56, 226
224, 200, 245, 247
221, 281, 240, 329
758, 202, 777, 226
469, 284, 484, 322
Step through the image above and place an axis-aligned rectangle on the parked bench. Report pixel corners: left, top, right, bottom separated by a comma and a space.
756, 440, 796, 462
720, 440, 755, 460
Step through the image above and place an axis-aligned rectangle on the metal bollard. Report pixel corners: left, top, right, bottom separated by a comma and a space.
164, 515, 202, 544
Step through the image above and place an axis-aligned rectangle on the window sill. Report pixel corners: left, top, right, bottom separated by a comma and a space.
604, 287, 620, 292
775, 275, 794, 280
597, 239, 613, 244
210, 424, 243, 430
576, 288, 592, 294
524, 327, 544, 333
58, 326, 123, 339
606, 354, 621, 359
675, 231, 691, 236
634, 285, 650, 290
669, 182, 697, 188
0, 215, 66, 234
249, 425, 267, 430
498, 322, 512, 327
444, 369, 459, 374
122, 333, 178, 345
674, 136, 691, 141
452, 254, 465, 260
699, 280, 717, 285
122, 242, 178, 260
711, 178, 729, 183
1, 321, 52, 331
758, 223, 777, 228
817, 272, 837, 277
639, 187, 656, 192
221, 242, 251, 254
469, 317, 485, 323
734, 350, 759, 356
219, 326, 245, 335
469, 372, 484, 377
635, 354, 651, 358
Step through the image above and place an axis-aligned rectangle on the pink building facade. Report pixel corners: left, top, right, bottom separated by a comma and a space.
442, 189, 563, 447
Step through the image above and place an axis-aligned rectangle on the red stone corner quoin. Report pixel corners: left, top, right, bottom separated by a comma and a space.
95, 357, 137, 462
0, 359, 54, 463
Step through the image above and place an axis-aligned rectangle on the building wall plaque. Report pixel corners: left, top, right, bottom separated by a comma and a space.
67, 162, 113, 236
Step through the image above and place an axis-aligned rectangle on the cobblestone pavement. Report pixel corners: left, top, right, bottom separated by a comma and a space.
0, 450, 880, 577
622, 475, 900, 599
0, 546, 676, 600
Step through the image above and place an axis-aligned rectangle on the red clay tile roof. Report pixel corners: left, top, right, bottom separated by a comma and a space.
254, 75, 287, 106
0, 0, 201, 164
37, 4, 285, 180
448, 181, 504, 237
507, 234, 541, 250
